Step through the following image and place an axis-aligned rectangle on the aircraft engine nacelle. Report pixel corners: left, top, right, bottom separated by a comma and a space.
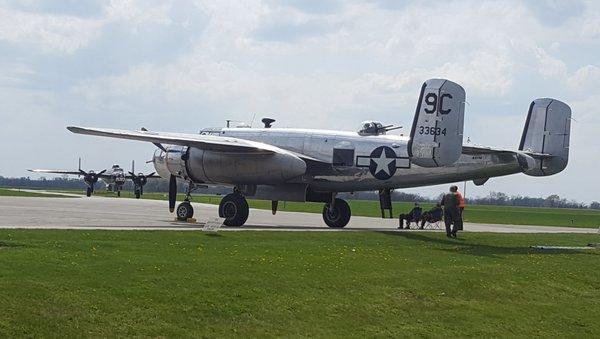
153, 146, 307, 185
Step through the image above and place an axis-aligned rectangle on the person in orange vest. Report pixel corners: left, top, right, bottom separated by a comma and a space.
452, 185, 466, 231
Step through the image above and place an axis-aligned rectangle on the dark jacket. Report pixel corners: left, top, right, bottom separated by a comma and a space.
441, 193, 460, 210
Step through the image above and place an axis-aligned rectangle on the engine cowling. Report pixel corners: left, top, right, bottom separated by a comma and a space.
153, 146, 307, 185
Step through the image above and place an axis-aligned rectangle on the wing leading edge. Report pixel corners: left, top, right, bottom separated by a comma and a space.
67, 126, 280, 154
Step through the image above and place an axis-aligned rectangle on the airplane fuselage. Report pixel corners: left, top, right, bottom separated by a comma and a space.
154, 127, 521, 194
102, 165, 126, 191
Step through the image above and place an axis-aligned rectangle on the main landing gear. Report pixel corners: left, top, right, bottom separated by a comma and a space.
218, 192, 249, 227
173, 183, 250, 226
322, 197, 351, 228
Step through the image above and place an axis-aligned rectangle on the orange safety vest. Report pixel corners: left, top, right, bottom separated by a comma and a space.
456, 192, 466, 208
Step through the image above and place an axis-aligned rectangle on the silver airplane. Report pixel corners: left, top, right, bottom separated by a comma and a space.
65, 79, 571, 227
29, 159, 157, 198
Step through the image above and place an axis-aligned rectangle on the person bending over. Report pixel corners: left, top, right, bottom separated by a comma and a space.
420, 203, 443, 229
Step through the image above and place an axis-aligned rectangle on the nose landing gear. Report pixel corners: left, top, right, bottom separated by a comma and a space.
175, 181, 198, 221
176, 201, 194, 221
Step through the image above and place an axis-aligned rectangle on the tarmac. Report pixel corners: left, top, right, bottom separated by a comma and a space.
0, 195, 597, 233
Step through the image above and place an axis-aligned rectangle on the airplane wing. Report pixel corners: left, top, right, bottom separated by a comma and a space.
124, 173, 161, 180
28, 169, 82, 176
28, 169, 114, 179
67, 126, 277, 154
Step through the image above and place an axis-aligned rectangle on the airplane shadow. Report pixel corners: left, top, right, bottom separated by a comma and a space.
378, 231, 599, 259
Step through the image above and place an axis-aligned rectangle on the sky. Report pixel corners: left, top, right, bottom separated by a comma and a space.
0, 0, 598, 203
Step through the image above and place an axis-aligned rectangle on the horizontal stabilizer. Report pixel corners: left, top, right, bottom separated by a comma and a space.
408, 79, 466, 167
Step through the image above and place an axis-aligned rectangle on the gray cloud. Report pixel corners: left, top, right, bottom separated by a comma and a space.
524, 0, 586, 27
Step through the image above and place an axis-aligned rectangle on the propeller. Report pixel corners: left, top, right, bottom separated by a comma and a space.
79, 169, 107, 187
77, 158, 107, 188
129, 160, 156, 196
168, 175, 177, 213
129, 171, 156, 188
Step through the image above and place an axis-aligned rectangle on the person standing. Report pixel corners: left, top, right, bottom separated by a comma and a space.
441, 186, 463, 237
453, 185, 466, 227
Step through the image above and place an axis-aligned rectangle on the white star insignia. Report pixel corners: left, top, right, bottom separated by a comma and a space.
372, 151, 395, 176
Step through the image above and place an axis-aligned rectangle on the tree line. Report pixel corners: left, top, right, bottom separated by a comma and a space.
2, 175, 598, 210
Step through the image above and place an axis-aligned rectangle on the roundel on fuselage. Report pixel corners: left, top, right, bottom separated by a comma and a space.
369, 146, 397, 180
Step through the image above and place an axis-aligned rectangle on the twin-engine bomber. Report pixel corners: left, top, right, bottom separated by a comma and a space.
29, 160, 159, 198
66, 79, 572, 228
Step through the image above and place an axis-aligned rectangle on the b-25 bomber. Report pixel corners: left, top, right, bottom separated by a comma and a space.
66, 79, 571, 228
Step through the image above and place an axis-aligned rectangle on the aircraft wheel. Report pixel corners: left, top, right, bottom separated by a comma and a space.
134, 189, 141, 199
322, 198, 351, 228
219, 193, 249, 227
117, 190, 121, 197
86, 187, 92, 197
176, 202, 194, 221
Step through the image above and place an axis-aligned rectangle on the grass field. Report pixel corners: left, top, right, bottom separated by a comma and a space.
52, 189, 600, 228
0, 230, 598, 337
0, 188, 66, 198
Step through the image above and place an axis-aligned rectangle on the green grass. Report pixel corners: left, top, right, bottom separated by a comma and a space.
0, 230, 598, 337
0, 188, 66, 198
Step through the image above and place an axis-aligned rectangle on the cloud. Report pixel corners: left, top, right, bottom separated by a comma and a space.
524, 0, 586, 26
567, 65, 600, 91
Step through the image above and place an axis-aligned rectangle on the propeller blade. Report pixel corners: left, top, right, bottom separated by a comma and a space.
146, 172, 155, 177
128, 171, 136, 177
168, 175, 177, 213
79, 169, 87, 176
97, 169, 107, 175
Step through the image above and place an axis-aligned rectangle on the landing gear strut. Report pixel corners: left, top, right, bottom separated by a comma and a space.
219, 193, 249, 227
322, 197, 351, 228
175, 181, 197, 221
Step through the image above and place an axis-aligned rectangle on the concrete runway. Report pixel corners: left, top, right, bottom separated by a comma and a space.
0, 195, 597, 233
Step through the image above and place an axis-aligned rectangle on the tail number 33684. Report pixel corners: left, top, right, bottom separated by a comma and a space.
418, 126, 447, 136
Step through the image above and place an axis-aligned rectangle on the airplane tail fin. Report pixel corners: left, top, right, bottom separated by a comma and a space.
408, 79, 466, 167
517, 98, 571, 176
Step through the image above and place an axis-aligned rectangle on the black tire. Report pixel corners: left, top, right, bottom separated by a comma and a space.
135, 189, 141, 199
218, 193, 249, 227
322, 198, 351, 228
86, 187, 92, 197
176, 202, 194, 221
117, 190, 121, 197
